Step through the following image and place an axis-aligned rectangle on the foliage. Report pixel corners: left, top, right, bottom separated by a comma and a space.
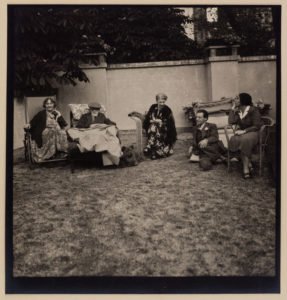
12, 7, 110, 94
203, 7, 276, 56
92, 6, 203, 63
254, 99, 272, 116
12, 6, 203, 94
183, 103, 198, 126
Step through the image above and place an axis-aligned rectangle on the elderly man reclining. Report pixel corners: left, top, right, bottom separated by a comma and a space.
189, 109, 227, 171
67, 102, 122, 166
76, 102, 116, 128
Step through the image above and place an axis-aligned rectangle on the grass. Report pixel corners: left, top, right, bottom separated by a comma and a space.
12, 135, 276, 277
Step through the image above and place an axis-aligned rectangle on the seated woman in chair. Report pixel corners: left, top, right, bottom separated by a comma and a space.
143, 93, 177, 160
26, 97, 68, 162
228, 93, 262, 179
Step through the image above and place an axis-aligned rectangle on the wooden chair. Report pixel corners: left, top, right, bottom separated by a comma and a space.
224, 116, 275, 176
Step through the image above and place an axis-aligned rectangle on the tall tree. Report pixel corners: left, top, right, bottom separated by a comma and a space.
92, 6, 202, 63
11, 6, 202, 95
11, 6, 110, 95
198, 7, 276, 56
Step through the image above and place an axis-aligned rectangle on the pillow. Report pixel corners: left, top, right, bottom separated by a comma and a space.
69, 103, 107, 121
68, 104, 90, 121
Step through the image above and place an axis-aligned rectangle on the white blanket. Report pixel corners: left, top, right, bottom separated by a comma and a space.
67, 124, 121, 165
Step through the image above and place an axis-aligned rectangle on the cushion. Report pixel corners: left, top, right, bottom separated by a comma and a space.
68, 104, 90, 121
69, 104, 107, 121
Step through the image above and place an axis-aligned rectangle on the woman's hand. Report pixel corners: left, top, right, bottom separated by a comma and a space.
24, 124, 31, 129
234, 130, 246, 136
231, 103, 239, 111
231, 97, 240, 110
154, 119, 162, 125
53, 110, 62, 119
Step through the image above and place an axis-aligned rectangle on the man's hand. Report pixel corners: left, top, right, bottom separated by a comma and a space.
235, 130, 246, 136
188, 146, 193, 156
198, 139, 208, 149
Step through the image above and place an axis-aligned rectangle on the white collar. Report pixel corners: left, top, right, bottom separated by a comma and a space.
238, 106, 250, 119
199, 122, 207, 130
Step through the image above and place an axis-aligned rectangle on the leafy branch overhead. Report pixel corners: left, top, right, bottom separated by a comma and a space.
12, 6, 203, 94
13, 7, 111, 93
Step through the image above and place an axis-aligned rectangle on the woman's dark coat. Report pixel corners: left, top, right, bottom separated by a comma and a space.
143, 104, 177, 146
29, 110, 67, 148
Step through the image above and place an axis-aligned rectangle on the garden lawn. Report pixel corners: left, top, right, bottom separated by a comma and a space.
12, 136, 276, 277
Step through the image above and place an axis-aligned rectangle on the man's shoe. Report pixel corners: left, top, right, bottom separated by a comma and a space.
243, 172, 251, 179
189, 154, 199, 162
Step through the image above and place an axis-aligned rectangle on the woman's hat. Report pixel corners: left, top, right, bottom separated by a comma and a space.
88, 102, 101, 109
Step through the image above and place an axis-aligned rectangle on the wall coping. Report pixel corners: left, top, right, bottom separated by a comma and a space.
107, 55, 276, 70
239, 55, 276, 62
205, 45, 240, 50
206, 55, 240, 62
108, 59, 205, 69
80, 63, 107, 69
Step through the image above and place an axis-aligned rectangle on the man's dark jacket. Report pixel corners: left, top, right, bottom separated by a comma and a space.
191, 122, 226, 160
76, 112, 116, 128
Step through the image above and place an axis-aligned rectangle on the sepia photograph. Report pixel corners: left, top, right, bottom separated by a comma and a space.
4, 1, 284, 295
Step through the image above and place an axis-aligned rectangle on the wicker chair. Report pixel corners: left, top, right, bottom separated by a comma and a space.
224, 116, 275, 176
23, 96, 67, 169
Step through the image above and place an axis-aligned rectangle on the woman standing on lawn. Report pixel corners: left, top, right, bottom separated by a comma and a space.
25, 97, 69, 162
228, 93, 262, 179
143, 93, 177, 160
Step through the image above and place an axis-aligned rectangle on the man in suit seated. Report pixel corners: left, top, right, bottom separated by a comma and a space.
189, 109, 227, 171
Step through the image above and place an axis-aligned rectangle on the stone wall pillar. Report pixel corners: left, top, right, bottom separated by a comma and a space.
205, 45, 240, 100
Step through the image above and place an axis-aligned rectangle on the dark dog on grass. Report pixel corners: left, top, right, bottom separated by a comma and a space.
119, 145, 141, 167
